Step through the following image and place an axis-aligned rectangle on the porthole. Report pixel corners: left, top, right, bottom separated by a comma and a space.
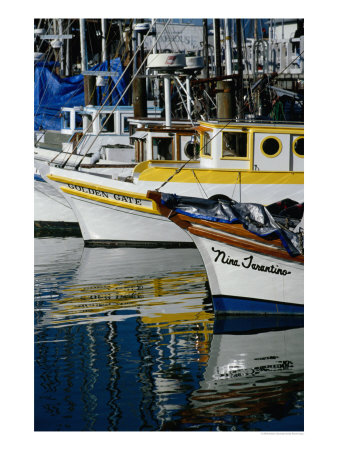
260, 136, 282, 158
184, 140, 200, 159
293, 137, 304, 158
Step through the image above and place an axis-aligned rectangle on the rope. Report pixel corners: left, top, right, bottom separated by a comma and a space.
70, 19, 171, 170
155, 48, 304, 193
59, 20, 158, 168
191, 169, 209, 198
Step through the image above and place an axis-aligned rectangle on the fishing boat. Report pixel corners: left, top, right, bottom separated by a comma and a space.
34, 106, 137, 232
44, 118, 304, 246
148, 191, 304, 315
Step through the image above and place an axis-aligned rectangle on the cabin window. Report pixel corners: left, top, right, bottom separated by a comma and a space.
202, 132, 212, 156
184, 137, 200, 159
75, 112, 83, 130
123, 117, 129, 133
100, 113, 108, 131
62, 111, 71, 129
222, 132, 247, 157
100, 113, 115, 132
152, 137, 173, 160
260, 136, 282, 158
293, 137, 304, 158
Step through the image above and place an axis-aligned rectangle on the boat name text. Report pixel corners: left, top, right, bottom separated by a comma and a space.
211, 248, 291, 276
67, 184, 109, 198
67, 184, 142, 205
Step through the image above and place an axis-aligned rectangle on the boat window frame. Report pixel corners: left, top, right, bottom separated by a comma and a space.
122, 116, 130, 134
201, 131, 212, 158
260, 135, 282, 158
292, 136, 304, 158
75, 111, 83, 131
220, 130, 249, 160
151, 136, 175, 160
61, 110, 71, 130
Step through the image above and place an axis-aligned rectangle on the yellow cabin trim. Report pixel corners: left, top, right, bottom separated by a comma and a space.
292, 136, 304, 159
138, 167, 304, 184
198, 121, 304, 135
260, 135, 283, 158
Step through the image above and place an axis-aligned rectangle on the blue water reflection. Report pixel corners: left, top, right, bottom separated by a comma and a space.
34, 237, 303, 431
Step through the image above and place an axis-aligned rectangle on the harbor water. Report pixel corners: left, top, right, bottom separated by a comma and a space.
34, 237, 304, 432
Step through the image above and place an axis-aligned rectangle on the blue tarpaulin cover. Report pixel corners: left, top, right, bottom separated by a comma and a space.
160, 193, 304, 257
34, 59, 130, 130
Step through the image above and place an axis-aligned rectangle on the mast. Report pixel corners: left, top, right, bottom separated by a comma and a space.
224, 19, 232, 76
101, 19, 107, 63
58, 19, 64, 76
80, 19, 96, 105
236, 19, 244, 118
80, 19, 88, 72
213, 19, 222, 77
202, 19, 210, 118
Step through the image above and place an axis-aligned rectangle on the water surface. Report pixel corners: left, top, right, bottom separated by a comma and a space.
34, 237, 304, 431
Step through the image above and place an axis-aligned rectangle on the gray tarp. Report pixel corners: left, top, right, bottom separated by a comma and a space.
160, 193, 304, 257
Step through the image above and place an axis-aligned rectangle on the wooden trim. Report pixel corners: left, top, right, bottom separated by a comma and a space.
174, 213, 286, 250
146, 190, 304, 264
188, 225, 304, 263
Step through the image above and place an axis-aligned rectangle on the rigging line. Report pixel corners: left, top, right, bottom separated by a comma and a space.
36, 21, 122, 146
253, 50, 304, 102
49, 28, 135, 166
165, 23, 180, 53
34, 183, 73, 209
173, 77, 195, 125
71, 19, 171, 170
191, 169, 209, 198
36, 23, 127, 148
113, 20, 128, 59
58, 19, 158, 168
241, 20, 254, 114
231, 171, 241, 201
155, 43, 305, 193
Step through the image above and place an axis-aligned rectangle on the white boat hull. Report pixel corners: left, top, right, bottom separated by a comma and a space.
189, 232, 304, 314
46, 166, 304, 245
65, 192, 192, 245
34, 177, 78, 224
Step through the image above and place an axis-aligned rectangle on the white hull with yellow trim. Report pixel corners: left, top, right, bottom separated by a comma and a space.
45, 120, 303, 245
45, 165, 302, 245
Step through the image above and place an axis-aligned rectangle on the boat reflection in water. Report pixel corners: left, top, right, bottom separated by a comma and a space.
180, 316, 304, 431
34, 238, 303, 431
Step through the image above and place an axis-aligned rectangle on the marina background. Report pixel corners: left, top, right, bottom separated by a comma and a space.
2, 0, 336, 447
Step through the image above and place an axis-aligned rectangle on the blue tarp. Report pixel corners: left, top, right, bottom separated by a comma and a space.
160, 193, 304, 257
34, 59, 130, 131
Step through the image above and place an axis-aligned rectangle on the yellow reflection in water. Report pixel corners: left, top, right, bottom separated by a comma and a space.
40, 269, 213, 331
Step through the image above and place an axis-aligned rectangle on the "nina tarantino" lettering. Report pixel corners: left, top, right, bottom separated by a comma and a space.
211, 247, 291, 276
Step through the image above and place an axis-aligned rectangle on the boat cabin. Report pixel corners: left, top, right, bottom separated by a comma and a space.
197, 120, 304, 172
129, 117, 199, 163
59, 104, 161, 161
